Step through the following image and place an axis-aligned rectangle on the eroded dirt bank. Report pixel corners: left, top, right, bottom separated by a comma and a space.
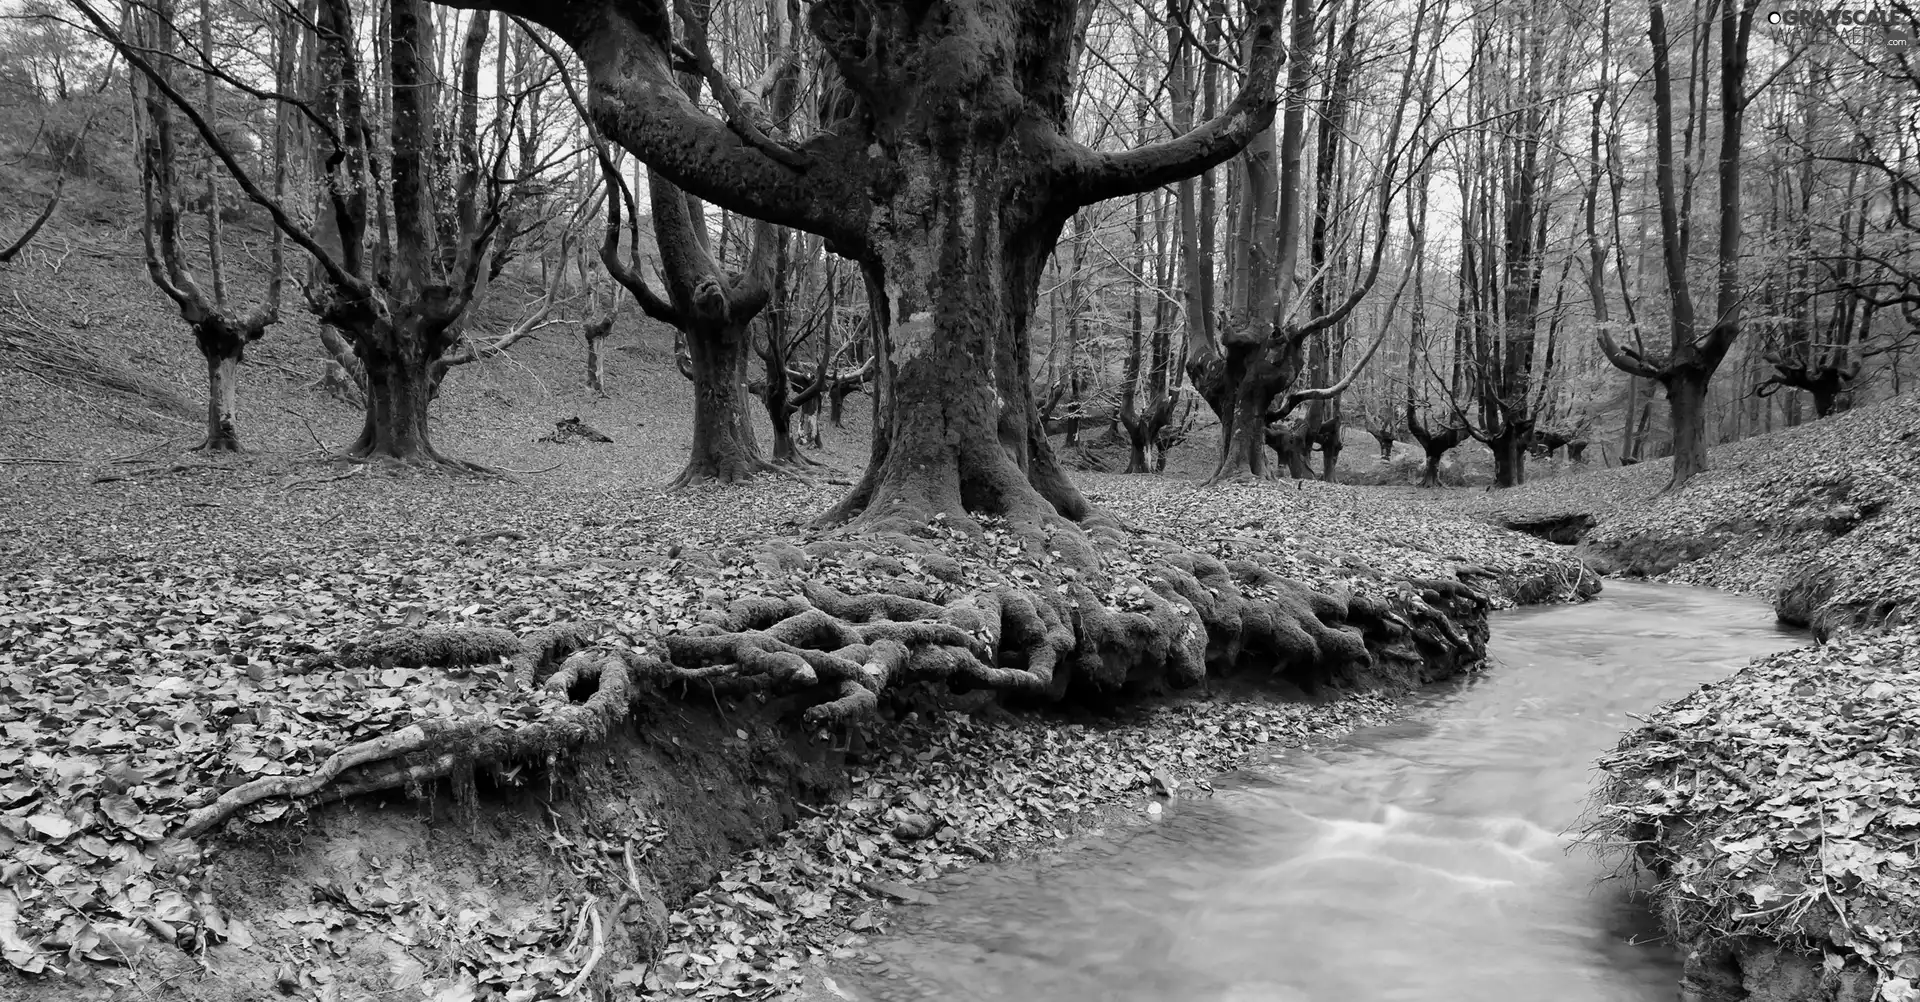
0, 467, 1591, 1001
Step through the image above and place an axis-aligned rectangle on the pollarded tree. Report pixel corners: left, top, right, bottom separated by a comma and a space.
127, 0, 287, 452
448, 0, 1284, 535
396, 0, 1501, 721
1597, 0, 1759, 490
75, 0, 521, 469
1193, 0, 1440, 482
542, 0, 795, 487
601, 148, 780, 486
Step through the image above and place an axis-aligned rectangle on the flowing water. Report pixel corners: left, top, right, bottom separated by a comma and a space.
829, 581, 1804, 1002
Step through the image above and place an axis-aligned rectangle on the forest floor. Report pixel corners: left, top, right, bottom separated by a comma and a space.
1460, 391, 1920, 639
7, 170, 1916, 1002
0, 191, 1594, 1002
0, 437, 1593, 1000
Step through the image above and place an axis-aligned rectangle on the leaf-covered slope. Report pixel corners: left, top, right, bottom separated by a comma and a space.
1465, 393, 1920, 636
1585, 628, 1920, 1001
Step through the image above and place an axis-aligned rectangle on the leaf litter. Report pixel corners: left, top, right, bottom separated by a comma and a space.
0, 451, 1592, 997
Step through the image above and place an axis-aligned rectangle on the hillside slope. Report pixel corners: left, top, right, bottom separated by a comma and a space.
0, 168, 878, 481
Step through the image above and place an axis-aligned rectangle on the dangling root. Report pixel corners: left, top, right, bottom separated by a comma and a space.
175, 625, 649, 840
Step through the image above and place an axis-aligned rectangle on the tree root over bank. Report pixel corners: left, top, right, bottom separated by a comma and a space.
174, 527, 1493, 843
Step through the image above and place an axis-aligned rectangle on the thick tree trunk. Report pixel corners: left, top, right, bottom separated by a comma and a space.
680, 320, 770, 486
1214, 345, 1287, 479
200, 351, 242, 451
1664, 367, 1710, 490
816, 141, 1097, 541
1421, 447, 1447, 488
349, 348, 438, 463
1489, 424, 1529, 488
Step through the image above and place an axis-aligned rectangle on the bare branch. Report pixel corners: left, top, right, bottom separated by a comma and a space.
1062, 0, 1285, 209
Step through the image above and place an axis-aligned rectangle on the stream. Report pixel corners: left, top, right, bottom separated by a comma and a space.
827, 581, 1804, 1002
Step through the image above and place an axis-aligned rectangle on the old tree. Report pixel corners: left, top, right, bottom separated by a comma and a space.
383, 0, 1491, 723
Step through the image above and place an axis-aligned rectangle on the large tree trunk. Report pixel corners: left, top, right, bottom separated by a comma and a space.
822, 186, 1090, 534
1489, 424, 1529, 488
680, 319, 768, 486
1216, 347, 1287, 479
190, 318, 262, 452
1665, 367, 1710, 487
349, 337, 440, 462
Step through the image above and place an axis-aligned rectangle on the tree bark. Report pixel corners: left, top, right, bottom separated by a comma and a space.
191, 318, 264, 451
583, 317, 612, 394
1489, 425, 1528, 488
1666, 366, 1710, 487
201, 350, 241, 452
341, 317, 452, 463
680, 318, 768, 485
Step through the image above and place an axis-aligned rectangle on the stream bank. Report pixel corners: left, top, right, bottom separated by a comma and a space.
802, 581, 1804, 1002
1, 471, 1594, 1001
1465, 395, 1920, 1002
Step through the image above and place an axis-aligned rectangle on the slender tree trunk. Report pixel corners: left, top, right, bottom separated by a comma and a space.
584, 321, 611, 394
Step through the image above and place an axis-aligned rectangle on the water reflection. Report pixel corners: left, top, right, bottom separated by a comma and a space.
834, 581, 1804, 1002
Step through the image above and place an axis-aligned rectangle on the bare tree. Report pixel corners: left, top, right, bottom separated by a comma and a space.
445, 0, 1285, 539
1597, 0, 1760, 489
74, 0, 539, 469
537, 0, 796, 486
1194, 0, 1438, 483
127, 0, 286, 451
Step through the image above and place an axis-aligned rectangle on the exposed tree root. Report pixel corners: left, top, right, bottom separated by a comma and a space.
179, 625, 635, 839
185, 509, 1495, 848
668, 456, 797, 490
